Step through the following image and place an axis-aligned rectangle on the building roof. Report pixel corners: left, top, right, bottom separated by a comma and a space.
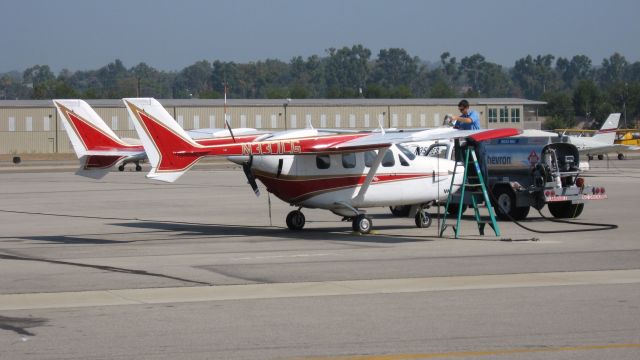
0, 98, 546, 108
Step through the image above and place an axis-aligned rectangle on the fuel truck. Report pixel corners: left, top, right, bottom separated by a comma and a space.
405, 130, 608, 220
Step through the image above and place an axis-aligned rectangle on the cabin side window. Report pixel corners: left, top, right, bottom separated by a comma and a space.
382, 149, 395, 167
316, 154, 331, 169
364, 151, 377, 167
342, 153, 356, 168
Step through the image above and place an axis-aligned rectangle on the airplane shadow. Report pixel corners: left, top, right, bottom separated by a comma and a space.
0, 315, 48, 337
112, 220, 436, 244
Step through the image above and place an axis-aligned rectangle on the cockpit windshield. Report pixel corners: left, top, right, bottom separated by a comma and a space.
396, 144, 416, 161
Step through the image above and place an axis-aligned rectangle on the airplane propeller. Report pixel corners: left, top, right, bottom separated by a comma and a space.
242, 155, 260, 197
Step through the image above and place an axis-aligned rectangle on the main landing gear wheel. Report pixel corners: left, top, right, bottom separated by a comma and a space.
618, 153, 625, 160
118, 164, 125, 171
598, 154, 604, 160
286, 210, 305, 230
415, 209, 432, 228
135, 162, 142, 171
352, 214, 372, 234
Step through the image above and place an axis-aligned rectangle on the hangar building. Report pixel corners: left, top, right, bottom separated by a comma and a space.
0, 98, 545, 154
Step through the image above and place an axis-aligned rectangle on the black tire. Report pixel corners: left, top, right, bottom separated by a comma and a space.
548, 202, 584, 218
135, 163, 142, 171
415, 210, 432, 228
389, 205, 411, 217
492, 187, 530, 221
588, 155, 594, 161
286, 210, 305, 230
118, 164, 125, 171
597, 154, 604, 160
352, 214, 372, 234
618, 153, 625, 160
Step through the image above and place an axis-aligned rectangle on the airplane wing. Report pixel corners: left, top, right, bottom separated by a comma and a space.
578, 144, 640, 156
124, 97, 521, 183
331, 128, 520, 151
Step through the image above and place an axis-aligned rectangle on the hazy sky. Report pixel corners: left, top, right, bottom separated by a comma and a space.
1, 0, 638, 73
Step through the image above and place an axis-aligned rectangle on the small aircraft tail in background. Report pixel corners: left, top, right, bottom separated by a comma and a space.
591, 113, 621, 145
53, 99, 146, 178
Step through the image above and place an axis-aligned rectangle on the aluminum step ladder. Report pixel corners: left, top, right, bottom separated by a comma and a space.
439, 144, 500, 238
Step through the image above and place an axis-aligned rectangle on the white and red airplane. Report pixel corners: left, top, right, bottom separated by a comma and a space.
123, 97, 520, 233
53, 99, 264, 178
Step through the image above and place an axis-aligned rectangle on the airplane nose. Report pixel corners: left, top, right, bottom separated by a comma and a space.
227, 155, 250, 165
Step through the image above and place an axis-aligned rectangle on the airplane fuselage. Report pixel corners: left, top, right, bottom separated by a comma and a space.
231, 145, 461, 217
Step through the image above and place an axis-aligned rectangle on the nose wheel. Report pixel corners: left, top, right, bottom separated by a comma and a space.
352, 214, 372, 234
286, 210, 306, 230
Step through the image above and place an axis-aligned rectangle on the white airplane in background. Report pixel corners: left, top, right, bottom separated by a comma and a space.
123, 97, 520, 233
557, 113, 638, 160
53, 99, 264, 178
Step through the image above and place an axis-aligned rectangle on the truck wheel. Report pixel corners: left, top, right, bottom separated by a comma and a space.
492, 187, 529, 221
548, 202, 584, 218
389, 205, 410, 217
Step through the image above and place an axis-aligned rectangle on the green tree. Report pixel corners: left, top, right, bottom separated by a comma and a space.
370, 48, 419, 89
572, 80, 601, 117
324, 44, 371, 97
540, 91, 574, 128
430, 79, 456, 98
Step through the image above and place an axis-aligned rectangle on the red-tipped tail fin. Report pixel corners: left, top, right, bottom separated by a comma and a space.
124, 98, 206, 182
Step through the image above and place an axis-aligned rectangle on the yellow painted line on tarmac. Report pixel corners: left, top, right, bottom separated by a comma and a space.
1, 269, 640, 311
297, 343, 640, 359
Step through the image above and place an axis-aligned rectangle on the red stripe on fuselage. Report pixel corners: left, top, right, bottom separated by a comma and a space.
256, 172, 436, 203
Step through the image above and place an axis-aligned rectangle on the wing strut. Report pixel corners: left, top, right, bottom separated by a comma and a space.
352, 146, 389, 206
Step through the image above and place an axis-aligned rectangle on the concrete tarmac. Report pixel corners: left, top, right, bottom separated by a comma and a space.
0, 159, 639, 359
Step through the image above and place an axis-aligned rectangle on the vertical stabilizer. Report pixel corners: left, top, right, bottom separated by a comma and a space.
592, 113, 621, 144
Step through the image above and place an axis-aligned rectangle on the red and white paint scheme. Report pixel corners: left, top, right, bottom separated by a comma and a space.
54, 99, 147, 178
53, 99, 264, 178
124, 97, 520, 233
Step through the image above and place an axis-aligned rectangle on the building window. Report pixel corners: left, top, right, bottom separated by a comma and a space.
406, 113, 412, 127
9, 117, 15, 131
209, 115, 216, 128
26, 116, 33, 131
342, 153, 356, 168
255, 114, 262, 128
44, 116, 50, 131
111, 116, 118, 130
488, 108, 497, 123
511, 108, 520, 122
391, 114, 398, 127
335, 114, 341, 128
364, 114, 370, 128
316, 154, 330, 169
320, 114, 327, 128
349, 114, 356, 128
193, 115, 200, 129
289, 114, 296, 128
499, 108, 508, 123
270, 114, 277, 128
